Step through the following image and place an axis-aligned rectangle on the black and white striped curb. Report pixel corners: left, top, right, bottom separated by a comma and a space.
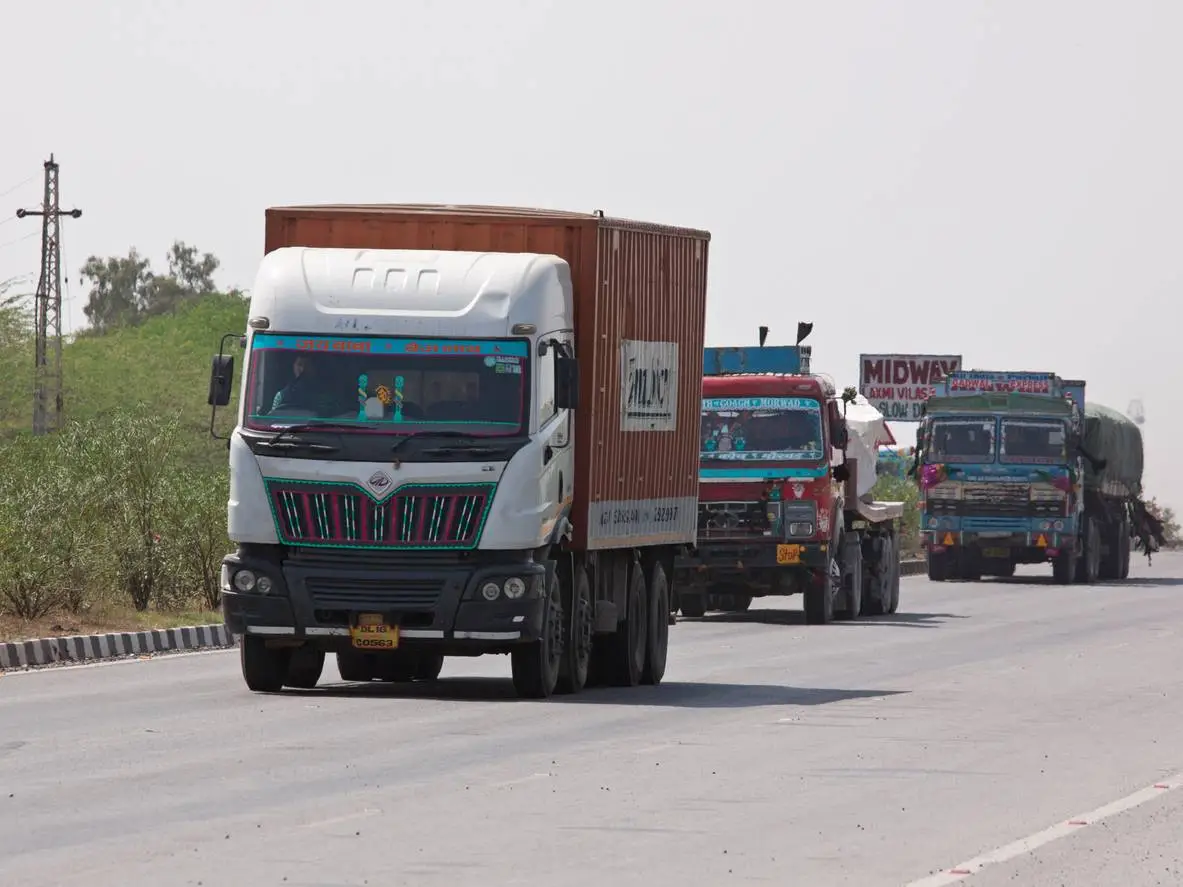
0, 624, 235, 671
901, 558, 926, 577
0, 560, 930, 672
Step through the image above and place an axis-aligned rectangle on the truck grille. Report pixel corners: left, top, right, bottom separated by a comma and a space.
304, 576, 444, 610
926, 482, 1064, 518
698, 501, 771, 539
265, 480, 494, 550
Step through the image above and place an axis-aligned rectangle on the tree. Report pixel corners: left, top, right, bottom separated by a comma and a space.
81, 240, 221, 331
1145, 497, 1180, 547
81, 249, 153, 333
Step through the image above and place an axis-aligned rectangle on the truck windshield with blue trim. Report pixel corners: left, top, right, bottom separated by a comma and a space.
700, 396, 824, 462
243, 333, 529, 436
929, 417, 996, 463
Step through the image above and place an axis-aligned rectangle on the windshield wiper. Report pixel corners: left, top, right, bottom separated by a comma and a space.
259, 422, 358, 448
422, 444, 507, 457
390, 430, 481, 454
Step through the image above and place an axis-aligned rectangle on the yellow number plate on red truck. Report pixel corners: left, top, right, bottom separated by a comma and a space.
776, 544, 803, 565
350, 613, 399, 650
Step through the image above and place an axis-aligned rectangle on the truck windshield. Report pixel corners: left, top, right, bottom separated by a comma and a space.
928, 417, 996, 463
243, 333, 528, 436
1000, 418, 1067, 464
700, 396, 824, 462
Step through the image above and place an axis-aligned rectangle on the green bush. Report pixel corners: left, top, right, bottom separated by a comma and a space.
0, 413, 229, 619
871, 472, 921, 556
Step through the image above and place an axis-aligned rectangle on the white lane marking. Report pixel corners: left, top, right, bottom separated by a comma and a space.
485, 772, 552, 789
303, 808, 383, 829
903, 771, 1183, 886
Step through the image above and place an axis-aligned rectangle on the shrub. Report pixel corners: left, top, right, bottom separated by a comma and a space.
871, 473, 921, 556
0, 412, 231, 620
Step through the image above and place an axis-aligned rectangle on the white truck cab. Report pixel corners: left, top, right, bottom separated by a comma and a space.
209, 247, 580, 694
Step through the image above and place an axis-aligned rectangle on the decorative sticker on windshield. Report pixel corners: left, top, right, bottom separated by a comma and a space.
251, 334, 530, 357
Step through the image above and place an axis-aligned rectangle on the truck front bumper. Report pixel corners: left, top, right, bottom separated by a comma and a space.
674, 539, 828, 592
220, 549, 549, 651
923, 515, 1078, 555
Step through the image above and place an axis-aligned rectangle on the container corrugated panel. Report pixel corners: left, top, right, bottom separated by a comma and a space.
263, 204, 711, 552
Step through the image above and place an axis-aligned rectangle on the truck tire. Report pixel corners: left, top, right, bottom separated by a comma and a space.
1119, 525, 1131, 579
557, 565, 593, 695
284, 645, 325, 689
1099, 516, 1125, 580
336, 650, 374, 683
804, 558, 837, 624
886, 547, 901, 614
606, 562, 649, 686
241, 636, 291, 692
680, 591, 707, 618
724, 593, 753, 613
642, 561, 670, 686
1052, 550, 1076, 584
511, 569, 563, 699
834, 539, 863, 621
1075, 516, 1101, 584
414, 652, 445, 682
927, 551, 950, 582
863, 534, 896, 616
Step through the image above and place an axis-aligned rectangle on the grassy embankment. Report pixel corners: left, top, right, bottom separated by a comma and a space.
0, 294, 924, 642
0, 293, 247, 641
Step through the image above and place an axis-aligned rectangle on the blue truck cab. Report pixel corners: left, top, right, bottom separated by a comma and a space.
917, 370, 1086, 582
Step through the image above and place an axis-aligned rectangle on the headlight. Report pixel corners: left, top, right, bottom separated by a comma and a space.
504, 577, 527, 599
256, 575, 274, 594
788, 522, 814, 536
1030, 487, 1066, 502
480, 581, 501, 601
232, 569, 257, 592
928, 483, 961, 500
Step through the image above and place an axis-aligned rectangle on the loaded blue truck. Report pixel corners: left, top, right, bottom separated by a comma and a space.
914, 370, 1165, 584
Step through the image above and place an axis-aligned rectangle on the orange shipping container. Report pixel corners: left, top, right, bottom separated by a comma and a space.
263, 204, 712, 552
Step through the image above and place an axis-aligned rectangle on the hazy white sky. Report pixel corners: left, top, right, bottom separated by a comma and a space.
2, 0, 1178, 508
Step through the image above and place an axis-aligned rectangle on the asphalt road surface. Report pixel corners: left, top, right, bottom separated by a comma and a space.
3, 553, 1182, 887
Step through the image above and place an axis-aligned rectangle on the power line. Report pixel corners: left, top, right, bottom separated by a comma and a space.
0, 173, 38, 201
15, 155, 82, 435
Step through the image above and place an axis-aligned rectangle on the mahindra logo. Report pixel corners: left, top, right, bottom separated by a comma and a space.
368, 471, 392, 490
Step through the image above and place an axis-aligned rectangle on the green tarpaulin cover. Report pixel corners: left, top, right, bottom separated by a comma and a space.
1083, 402, 1143, 495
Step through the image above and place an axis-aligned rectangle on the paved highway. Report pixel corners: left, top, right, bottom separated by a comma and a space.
2, 553, 1182, 887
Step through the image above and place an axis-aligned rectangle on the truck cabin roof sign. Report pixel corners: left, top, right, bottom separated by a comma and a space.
704, 345, 809, 377
943, 370, 1061, 397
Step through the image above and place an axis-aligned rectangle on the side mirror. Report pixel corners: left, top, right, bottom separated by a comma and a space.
208, 354, 235, 407
831, 419, 849, 450
555, 355, 580, 411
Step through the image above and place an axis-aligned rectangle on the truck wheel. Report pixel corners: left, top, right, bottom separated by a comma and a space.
725, 593, 753, 613
336, 650, 375, 683
1052, 550, 1077, 584
1099, 516, 1124, 580
240, 636, 291, 692
414, 652, 445, 682
804, 559, 837, 625
1075, 516, 1101, 584
835, 540, 863, 621
1119, 525, 1131, 579
606, 563, 649, 686
680, 591, 707, 618
284, 645, 325, 689
557, 565, 592, 695
642, 561, 670, 686
927, 551, 949, 582
375, 652, 418, 682
863, 534, 896, 616
886, 547, 901, 614
511, 569, 563, 699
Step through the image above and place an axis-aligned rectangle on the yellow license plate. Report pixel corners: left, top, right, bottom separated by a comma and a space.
350, 613, 399, 651
983, 547, 1009, 559
776, 544, 803, 565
